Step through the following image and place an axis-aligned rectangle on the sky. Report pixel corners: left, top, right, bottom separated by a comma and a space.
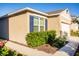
0, 3, 79, 16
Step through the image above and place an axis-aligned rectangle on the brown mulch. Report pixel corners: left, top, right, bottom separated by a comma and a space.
35, 44, 58, 54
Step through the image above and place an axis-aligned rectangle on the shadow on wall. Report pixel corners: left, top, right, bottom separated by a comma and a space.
0, 14, 9, 40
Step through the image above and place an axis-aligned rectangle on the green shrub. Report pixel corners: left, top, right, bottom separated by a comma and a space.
26, 30, 67, 48
26, 31, 56, 48
0, 46, 9, 56
52, 36, 67, 48
47, 31, 56, 45
0, 46, 23, 56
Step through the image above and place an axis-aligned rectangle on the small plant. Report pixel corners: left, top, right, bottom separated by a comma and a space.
0, 46, 9, 56
0, 46, 23, 56
52, 36, 67, 48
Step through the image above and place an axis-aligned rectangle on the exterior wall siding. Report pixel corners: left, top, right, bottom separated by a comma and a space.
48, 16, 61, 36
60, 10, 72, 24
8, 11, 47, 45
70, 23, 78, 31
59, 10, 72, 36
9, 12, 28, 45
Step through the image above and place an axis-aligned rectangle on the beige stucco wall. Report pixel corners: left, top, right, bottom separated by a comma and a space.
60, 10, 72, 24
70, 23, 78, 31
48, 16, 61, 36
48, 10, 72, 37
9, 12, 28, 45
59, 10, 72, 36
8, 11, 47, 45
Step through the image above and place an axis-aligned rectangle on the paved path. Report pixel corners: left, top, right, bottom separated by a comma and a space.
5, 41, 53, 56
53, 37, 79, 56
5, 36, 79, 56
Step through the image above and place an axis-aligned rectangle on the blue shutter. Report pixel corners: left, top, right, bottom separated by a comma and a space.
30, 15, 34, 32
45, 19, 48, 30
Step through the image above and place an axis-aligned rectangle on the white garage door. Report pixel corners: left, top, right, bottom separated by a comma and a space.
61, 23, 70, 36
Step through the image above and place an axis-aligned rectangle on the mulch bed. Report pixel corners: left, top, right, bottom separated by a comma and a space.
35, 44, 58, 54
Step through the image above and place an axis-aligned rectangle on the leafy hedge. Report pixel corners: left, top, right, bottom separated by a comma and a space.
26, 31, 56, 47
26, 31, 67, 48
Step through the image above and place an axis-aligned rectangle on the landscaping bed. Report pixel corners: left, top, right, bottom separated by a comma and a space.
35, 44, 58, 54
26, 31, 68, 54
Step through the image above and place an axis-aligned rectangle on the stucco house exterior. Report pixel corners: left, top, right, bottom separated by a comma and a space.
0, 7, 72, 45
47, 9, 72, 36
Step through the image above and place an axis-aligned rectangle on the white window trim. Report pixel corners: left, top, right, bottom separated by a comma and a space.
44, 19, 45, 31
39, 18, 45, 31
38, 17, 40, 32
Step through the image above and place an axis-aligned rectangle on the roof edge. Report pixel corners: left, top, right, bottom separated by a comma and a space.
8, 7, 48, 16
0, 8, 69, 18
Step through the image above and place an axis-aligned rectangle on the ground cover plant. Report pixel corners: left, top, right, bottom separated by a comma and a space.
0, 46, 23, 56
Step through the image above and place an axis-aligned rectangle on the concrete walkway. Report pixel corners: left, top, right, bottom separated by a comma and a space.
5, 41, 53, 56
5, 36, 79, 56
53, 37, 79, 56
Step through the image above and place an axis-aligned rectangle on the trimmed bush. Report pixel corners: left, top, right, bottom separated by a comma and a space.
26, 30, 67, 48
47, 31, 56, 45
52, 36, 67, 48
26, 31, 56, 48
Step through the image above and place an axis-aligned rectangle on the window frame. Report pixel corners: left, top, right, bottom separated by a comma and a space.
32, 15, 46, 32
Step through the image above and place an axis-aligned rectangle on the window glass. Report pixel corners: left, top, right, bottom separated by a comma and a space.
40, 18, 45, 31
34, 16, 39, 26
40, 18, 44, 26
40, 26, 44, 31
31, 15, 46, 32
33, 26, 38, 32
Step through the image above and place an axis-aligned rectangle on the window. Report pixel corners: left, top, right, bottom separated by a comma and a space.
40, 18, 45, 31
30, 15, 46, 32
33, 16, 39, 32
33, 26, 38, 32
34, 16, 39, 26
